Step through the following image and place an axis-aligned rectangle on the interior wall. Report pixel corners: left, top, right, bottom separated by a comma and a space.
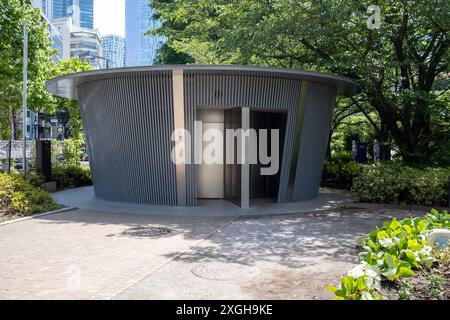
250, 111, 287, 200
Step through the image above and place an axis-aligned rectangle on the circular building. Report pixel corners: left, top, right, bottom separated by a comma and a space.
46, 65, 361, 208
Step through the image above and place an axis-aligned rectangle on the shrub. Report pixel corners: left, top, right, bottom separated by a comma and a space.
322, 161, 362, 189
352, 163, 450, 206
0, 173, 59, 216
328, 209, 450, 300
52, 165, 92, 191
24, 172, 45, 188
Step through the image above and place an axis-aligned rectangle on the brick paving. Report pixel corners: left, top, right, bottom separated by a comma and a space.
0, 205, 427, 300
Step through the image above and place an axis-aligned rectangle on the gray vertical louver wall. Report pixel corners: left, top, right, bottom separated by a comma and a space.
46, 66, 360, 207
183, 70, 302, 206
77, 71, 178, 205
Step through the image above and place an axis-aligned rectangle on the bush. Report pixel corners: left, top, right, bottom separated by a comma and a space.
0, 173, 59, 216
352, 163, 450, 206
328, 209, 450, 300
322, 160, 362, 189
52, 165, 92, 191
24, 172, 45, 188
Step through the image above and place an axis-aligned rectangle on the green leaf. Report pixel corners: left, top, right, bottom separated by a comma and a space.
417, 220, 426, 233
361, 291, 374, 300
326, 285, 337, 294
341, 277, 353, 295
402, 225, 412, 234
383, 254, 396, 269
407, 239, 422, 251
397, 267, 414, 278
377, 230, 390, 239
390, 217, 401, 230
422, 256, 434, 268
381, 268, 397, 279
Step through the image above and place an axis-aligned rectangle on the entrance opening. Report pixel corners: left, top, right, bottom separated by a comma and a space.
250, 111, 286, 202
196, 108, 286, 208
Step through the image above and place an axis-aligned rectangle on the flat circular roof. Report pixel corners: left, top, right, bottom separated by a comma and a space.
46, 65, 362, 100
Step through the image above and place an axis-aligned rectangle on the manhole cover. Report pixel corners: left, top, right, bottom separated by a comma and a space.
122, 226, 171, 238
192, 262, 259, 281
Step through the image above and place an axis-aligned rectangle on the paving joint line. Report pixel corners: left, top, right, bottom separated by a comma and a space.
0, 207, 78, 227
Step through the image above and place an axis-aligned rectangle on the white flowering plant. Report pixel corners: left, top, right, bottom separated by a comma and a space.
328, 209, 449, 300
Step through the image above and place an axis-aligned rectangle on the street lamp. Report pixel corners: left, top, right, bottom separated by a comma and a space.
84, 55, 113, 69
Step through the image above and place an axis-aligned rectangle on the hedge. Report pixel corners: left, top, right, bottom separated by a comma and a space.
52, 165, 92, 191
0, 173, 59, 216
351, 163, 450, 206
322, 161, 362, 189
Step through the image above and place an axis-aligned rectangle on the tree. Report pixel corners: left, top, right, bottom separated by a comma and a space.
154, 43, 194, 65
0, 0, 56, 140
44, 58, 92, 166
151, 0, 450, 165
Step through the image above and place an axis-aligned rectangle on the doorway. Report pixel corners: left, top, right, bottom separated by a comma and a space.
250, 111, 286, 201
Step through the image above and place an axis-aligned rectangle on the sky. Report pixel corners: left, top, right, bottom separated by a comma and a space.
93, 0, 125, 37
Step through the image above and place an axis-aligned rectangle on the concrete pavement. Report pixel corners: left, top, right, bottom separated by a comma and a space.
0, 205, 426, 299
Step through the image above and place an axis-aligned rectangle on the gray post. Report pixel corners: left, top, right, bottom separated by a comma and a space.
448, 176, 450, 208
22, 20, 28, 175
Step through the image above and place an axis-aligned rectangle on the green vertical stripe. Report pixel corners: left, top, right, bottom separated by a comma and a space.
287, 81, 309, 201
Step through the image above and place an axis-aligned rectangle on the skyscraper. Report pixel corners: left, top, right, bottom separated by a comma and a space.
51, 0, 93, 29
33, 0, 53, 18
32, 0, 63, 61
125, 0, 163, 66
101, 35, 126, 69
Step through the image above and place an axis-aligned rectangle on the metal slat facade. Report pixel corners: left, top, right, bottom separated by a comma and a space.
48, 66, 359, 207
78, 71, 177, 205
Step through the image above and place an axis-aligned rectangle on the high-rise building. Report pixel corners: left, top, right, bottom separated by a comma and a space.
51, 16, 102, 69
32, 1, 64, 61
101, 35, 126, 69
33, 0, 53, 18
48, 0, 94, 29
125, 0, 163, 66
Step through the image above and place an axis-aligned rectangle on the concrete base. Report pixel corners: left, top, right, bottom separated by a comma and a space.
53, 186, 356, 217
43, 181, 57, 193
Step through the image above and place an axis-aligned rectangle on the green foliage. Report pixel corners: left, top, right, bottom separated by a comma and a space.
427, 274, 444, 300
151, 0, 450, 165
327, 273, 382, 300
52, 165, 92, 191
0, 172, 59, 215
154, 43, 194, 65
397, 280, 412, 300
61, 137, 84, 166
0, 0, 57, 139
0, 0, 92, 141
322, 160, 362, 189
352, 163, 450, 206
23, 171, 45, 188
432, 247, 450, 267
330, 112, 378, 160
329, 209, 450, 300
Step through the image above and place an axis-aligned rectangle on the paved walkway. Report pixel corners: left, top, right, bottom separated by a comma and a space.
0, 205, 426, 300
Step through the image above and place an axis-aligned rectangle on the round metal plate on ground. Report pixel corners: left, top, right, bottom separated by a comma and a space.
191, 262, 259, 281
121, 226, 171, 238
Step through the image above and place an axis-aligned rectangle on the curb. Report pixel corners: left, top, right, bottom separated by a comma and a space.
0, 207, 78, 227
